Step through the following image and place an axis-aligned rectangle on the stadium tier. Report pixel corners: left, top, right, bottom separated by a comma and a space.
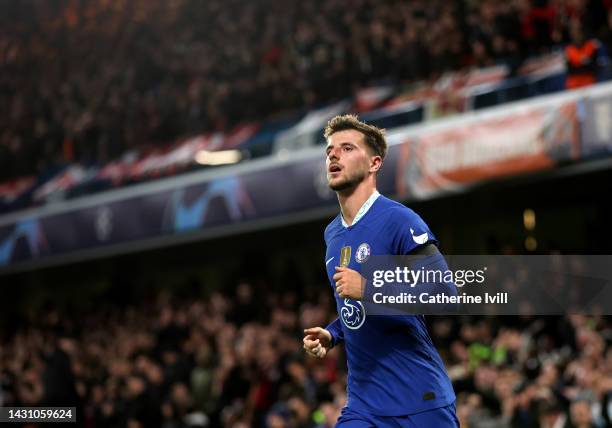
1, 82, 612, 270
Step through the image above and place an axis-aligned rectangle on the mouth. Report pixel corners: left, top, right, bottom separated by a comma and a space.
328, 164, 342, 175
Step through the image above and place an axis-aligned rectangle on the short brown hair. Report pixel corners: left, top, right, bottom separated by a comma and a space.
324, 114, 387, 160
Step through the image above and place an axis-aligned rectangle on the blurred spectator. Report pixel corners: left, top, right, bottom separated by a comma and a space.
568, 399, 597, 428
565, 21, 604, 89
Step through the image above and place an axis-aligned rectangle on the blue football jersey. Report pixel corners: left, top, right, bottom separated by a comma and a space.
324, 192, 456, 416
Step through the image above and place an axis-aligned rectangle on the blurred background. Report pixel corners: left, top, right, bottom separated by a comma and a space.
1, 0, 612, 427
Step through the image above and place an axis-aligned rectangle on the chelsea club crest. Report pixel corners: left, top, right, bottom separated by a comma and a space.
355, 243, 370, 263
340, 298, 366, 329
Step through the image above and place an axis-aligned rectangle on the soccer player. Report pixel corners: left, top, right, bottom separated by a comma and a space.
303, 115, 459, 427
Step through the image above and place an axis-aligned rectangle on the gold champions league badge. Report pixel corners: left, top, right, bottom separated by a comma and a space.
340, 246, 352, 267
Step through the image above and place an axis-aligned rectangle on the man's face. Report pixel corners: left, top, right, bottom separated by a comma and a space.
570, 22, 584, 45
570, 401, 592, 425
325, 129, 375, 192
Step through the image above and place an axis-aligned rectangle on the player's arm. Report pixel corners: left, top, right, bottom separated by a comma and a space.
405, 243, 459, 310
324, 317, 344, 347
361, 209, 458, 313
396, 210, 458, 305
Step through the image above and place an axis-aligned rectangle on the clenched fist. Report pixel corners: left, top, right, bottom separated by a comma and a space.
333, 266, 365, 300
303, 327, 332, 358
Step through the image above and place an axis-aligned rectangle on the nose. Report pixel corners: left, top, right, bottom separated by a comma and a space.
327, 147, 339, 162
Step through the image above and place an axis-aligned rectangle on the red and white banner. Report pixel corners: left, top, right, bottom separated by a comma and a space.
354, 85, 395, 111
33, 165, 95, 202
395, 101, 581, 199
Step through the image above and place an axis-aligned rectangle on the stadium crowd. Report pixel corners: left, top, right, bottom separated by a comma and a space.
1, 0, 612, 182
1, 280, 610, 428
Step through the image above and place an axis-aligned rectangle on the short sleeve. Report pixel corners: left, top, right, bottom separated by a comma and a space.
386, 207, 437, 255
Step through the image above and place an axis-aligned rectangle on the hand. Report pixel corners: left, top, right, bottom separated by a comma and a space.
303, 327, 332, 358
333, 266, 365, 300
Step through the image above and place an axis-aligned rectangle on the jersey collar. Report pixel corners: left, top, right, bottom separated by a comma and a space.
341, 190, 380, 228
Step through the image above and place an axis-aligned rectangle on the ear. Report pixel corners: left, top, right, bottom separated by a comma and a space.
369, 155, 382, 173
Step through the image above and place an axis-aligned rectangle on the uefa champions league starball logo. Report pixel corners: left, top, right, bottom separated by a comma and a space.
340, 298, 366, 329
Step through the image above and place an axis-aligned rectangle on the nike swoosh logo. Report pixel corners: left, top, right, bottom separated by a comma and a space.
410, 228, 429, 244
325, 257, 335, 266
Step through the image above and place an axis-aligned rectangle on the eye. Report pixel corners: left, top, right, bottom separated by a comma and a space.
343, 146, 353, 152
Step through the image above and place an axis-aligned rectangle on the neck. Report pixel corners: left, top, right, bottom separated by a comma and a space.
337, 181, 377, 226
